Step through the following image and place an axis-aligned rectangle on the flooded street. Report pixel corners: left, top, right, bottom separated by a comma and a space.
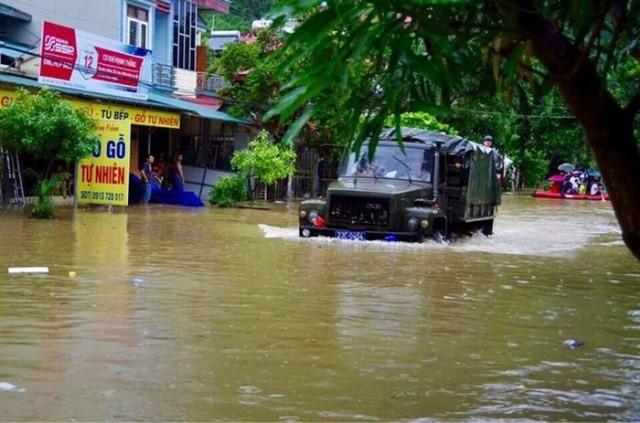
1, 195, 639, 421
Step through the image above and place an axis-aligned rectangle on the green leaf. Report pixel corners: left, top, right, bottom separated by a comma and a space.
282, 107, 315, 145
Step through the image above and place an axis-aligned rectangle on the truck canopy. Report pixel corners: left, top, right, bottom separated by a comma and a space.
374, 128, 502, 205
376, 127, 491, 155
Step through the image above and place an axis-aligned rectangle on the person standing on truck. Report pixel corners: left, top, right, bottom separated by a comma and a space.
483, 135, 504, 184
483, 135, 495, 148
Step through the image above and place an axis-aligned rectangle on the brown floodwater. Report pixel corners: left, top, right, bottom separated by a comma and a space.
1, 195, 639, 422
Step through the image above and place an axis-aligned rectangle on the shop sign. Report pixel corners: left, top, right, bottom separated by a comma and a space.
0, 89, 180, 129
77, 120, 130, 206
39, 21, 151, 100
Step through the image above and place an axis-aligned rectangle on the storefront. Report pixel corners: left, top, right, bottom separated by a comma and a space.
1, 81, 181, 205
1, 19, 255, 206
1, 74, 256, 205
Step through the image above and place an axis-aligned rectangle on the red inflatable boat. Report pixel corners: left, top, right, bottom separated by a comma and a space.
532, 190, 610, 201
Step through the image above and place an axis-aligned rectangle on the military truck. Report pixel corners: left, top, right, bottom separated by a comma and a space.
298, 128, 502, 242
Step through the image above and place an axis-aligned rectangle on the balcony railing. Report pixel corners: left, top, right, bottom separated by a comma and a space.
152, 63, 176, 89
196, 72, 225, 95
151, 64, 226, 96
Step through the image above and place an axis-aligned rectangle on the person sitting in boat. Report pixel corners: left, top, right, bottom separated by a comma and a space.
560, 172, 576, 196
590, 178, 602, 196
578, 180, 587, 195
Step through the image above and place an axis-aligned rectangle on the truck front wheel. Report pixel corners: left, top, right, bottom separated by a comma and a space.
481, 220, 494, 236
423, 218, 447, 242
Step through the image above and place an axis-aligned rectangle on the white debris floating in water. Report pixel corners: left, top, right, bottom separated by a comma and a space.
0, 382, 25, 392
563, 339, 585, 349
8, 267, 49, 274
132, 278, 144, 286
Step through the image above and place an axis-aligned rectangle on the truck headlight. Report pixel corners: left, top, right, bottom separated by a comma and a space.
308, 210, 319, 224
420, 219, 429, 228
299, 210, 308, 219
407, 218, 419, 232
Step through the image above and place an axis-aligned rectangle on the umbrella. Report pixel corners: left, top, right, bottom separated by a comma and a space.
547, 174, 565, 182
587, 169, 601, 178
558, 163, 575, 173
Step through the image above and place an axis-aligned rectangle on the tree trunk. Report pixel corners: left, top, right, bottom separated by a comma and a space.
513, 7, 640, 260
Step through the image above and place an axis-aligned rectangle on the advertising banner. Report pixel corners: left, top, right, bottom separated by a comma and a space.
39, 21, 151, 100
77, 120, 131, 206
0, 89, 180, 129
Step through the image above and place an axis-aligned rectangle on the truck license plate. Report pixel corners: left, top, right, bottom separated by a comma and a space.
335, 230, 366, 241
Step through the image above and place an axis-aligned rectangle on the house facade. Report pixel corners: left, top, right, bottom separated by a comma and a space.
0, 0, 255, 203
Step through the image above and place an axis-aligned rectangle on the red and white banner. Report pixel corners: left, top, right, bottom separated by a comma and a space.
39, 21, 150, 100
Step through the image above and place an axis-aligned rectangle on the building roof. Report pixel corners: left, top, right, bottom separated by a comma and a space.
208, 31, 241, 51
191, 0, 230, 14
0, 2, 32, 22
0, 72, 249, 125
151, 0, 171, 14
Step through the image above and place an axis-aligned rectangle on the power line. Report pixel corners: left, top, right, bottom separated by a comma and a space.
452, 107, 576, 120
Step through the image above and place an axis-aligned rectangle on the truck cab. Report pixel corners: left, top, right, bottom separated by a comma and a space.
298, 128, 502, 242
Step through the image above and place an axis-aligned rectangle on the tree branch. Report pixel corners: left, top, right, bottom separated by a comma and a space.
623, 90, 640, 118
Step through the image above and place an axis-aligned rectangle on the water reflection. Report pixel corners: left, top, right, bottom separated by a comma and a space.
0, 196, 639, 421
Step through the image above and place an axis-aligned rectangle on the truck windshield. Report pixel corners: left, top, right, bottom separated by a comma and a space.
341, 145, 434, 182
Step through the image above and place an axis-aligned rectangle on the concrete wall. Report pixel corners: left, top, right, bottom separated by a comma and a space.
2, 0, 121, 47
183, 165, 234, 201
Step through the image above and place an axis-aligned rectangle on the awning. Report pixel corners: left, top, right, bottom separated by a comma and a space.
0, 73, 158, 109
0, 2, 32, 21
0, 73, 250, 125
0, 40, 32, 59
173, 95, 222, 109
147, 91, 249, 124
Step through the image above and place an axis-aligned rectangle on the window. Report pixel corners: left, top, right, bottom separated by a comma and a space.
127, 4, 149, 49
172, 0, 197, 71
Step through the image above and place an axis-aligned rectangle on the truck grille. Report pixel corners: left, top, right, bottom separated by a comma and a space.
329, 195, 390, 226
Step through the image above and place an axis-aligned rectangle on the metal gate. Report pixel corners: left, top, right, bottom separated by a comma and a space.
0, 148, 26, 207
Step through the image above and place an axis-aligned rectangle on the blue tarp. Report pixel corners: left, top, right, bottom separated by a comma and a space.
129, 173, 204, 207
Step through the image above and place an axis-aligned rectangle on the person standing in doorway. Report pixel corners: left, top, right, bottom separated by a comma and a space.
140, 154, 155, 204
171, 152, 185, 191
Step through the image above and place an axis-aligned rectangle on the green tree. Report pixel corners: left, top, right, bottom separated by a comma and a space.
449, 85, 588, 187
0, 87, 99, 175
0, 87, 99, 217
384, 112, 459, 136
266, 0, 640, 260
202, 0, 273, 32
210, 130, 297, 206
209, 26, 354, 157
232, 130, 296, 189
209, 173, 247, 207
